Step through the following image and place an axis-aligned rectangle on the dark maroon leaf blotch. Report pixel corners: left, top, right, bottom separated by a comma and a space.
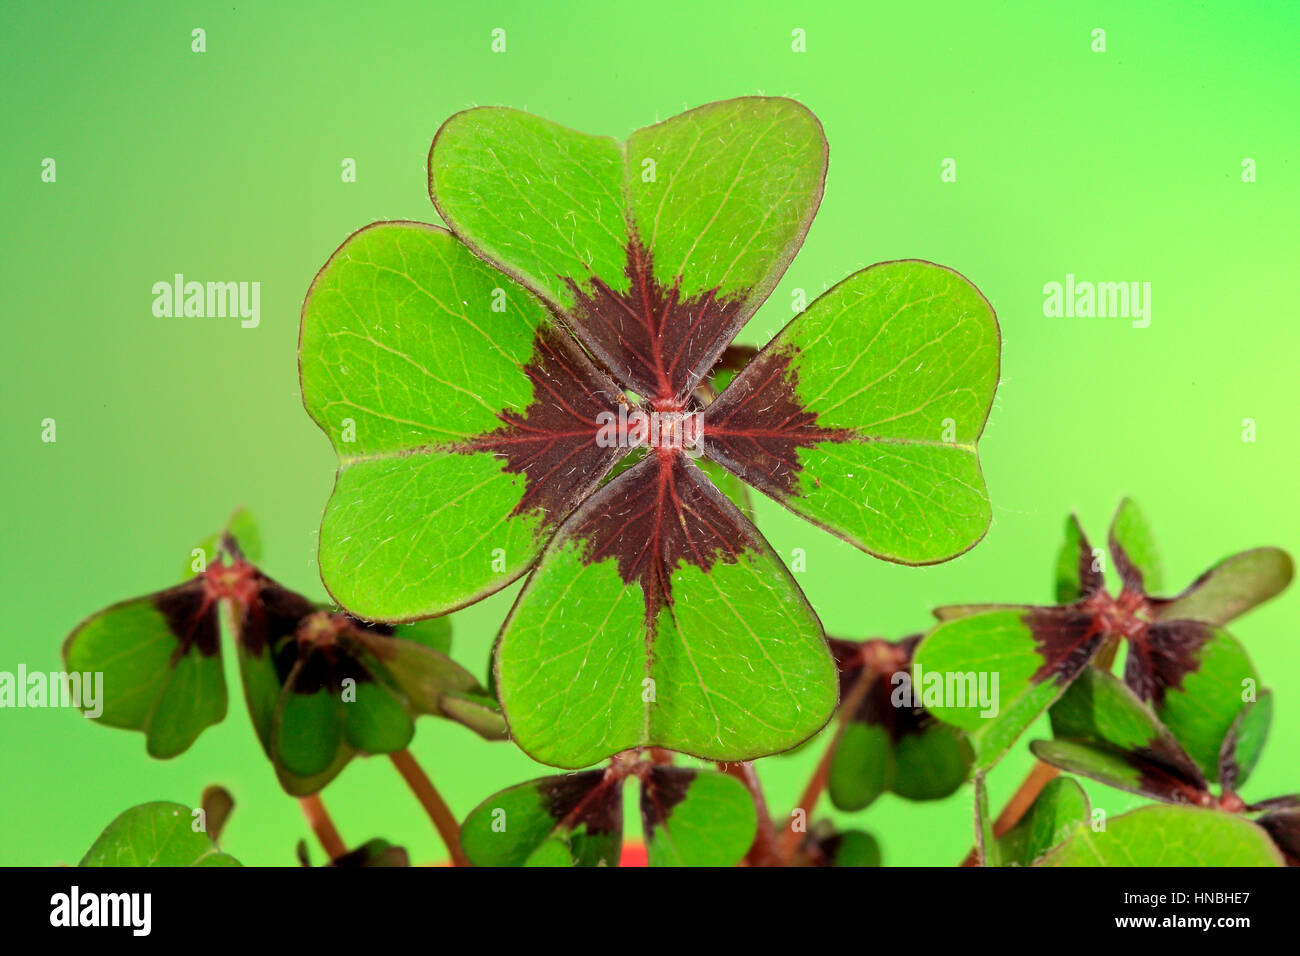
569, 452, 759, 617
153, 579, 221, 658
1075, 523, 1104, 598
562, 237, 747, 406
462, 326, 626, 530
702, 347, 848, 498
640, 766, 697, 829
1024, 607, 1105, 685
539, 770, 624, 836
1123, 620, 1212, 705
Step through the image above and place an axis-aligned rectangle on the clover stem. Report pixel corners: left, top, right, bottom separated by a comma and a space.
389, 749, 469, 867
717, 761, 780, 866
777, 667, 879, 863
299, 794, 346, 862
958, 634, 1125, 865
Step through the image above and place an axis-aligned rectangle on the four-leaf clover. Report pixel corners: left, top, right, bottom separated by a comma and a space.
299, 97, 1000, 768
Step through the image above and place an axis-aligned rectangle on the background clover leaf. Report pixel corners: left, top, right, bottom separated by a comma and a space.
917, 499, 1289, 772
63, 578, 226, 759
460, 761, 755, 867
825, 637, 972, 812
80, 800, 241, 867
1032, 668, 1209, 805
64, 513, 502, 795
798, 823, 883, 867
232, 576, 504, 796
460, 769, 624, 867
1036, 805, 1282, 867
995, 777, 1089, 867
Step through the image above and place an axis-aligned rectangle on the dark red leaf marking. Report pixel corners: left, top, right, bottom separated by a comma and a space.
640, 766, 697, 829
830, 636, 931, 741
1255, 810, 1300, 866
236, 577, 317, 657
1126, 740, 1210, 805
562, 237, 747, 406
1108, 532, 1147, 594
1025, 606, 1107, 685
702, 346, 848, 497
1073, 523, 1104, 598
329, 841, 410, 867
1251, 794, 1300, 812
1123, 620, 1212, 706
1218, 719, 1246, 793
153, 578, 221, 658
276, 614, 387, 696
460, 325, 625, 530
567, 452, 757, 617
539, 769, 624, 835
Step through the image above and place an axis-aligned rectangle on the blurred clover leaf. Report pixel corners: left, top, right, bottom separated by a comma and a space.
1036, 805, 1284, 867
81, 797, 241, 867
299, 97, 1001, 768
796, 821, 883, 867
296, 838, 410, 867
994, 776, 1089, 867
914, 498, 1291, 770
459, 753, 756, 867
1029, 669, 1298, 865
825, 635, 972, 812
63, 510, 504, 795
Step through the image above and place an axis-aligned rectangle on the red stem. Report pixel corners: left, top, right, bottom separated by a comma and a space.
718, 761, 781, 866
390, 749, 469, 867
299, 794, 346, 862
777, 668, 878, 862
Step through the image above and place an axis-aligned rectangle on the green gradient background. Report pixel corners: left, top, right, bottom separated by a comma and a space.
3, 0, 1297, 866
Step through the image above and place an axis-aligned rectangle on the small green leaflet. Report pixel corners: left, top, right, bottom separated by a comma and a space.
825, 637, 972, 811
996, 777, 1089, 867
917, 499, 1288, 773
1219, 690, 1272, 792
912, 609, 1068, 771
64, 515, 503, 795
641, 767, 756, 867
800, 822, 883, 867
1037, 805, 1282, 867
232, 578, 504, 796
63, 579, 226, 759
460, 763, 755, 867
80, 802, 241, 867
184, 507, 262, 580
1033, 668, 1209, 805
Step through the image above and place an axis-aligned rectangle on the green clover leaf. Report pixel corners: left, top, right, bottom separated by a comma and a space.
916, 498, 1290, 772
63, 514, 502, 795
825, 636, 972, 812
80, 800, 241, 867
459, 756, 755, 867
300, 98, 1001, 768
1036, 805, 1283, 867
